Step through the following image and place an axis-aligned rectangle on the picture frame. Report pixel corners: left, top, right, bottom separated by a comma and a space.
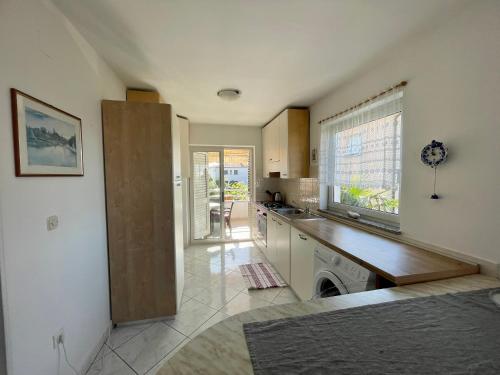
11, 89, 84, 176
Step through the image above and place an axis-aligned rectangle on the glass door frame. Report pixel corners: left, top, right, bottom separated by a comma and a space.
189, 145, 254, 244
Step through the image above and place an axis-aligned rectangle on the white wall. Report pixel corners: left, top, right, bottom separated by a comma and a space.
310, 0, 500, 264
0, 1, 125, 374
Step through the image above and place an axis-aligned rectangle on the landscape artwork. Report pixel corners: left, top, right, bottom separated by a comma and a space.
25, 106, 77, 168
11, 89, 84, 176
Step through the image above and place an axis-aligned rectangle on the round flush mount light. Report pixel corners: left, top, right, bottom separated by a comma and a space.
217, 88, 241, 101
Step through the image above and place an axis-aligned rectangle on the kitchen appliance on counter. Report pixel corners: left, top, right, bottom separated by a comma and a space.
260, 201, 290, 210
265, 190, 283, 203
313, 244, 375, 298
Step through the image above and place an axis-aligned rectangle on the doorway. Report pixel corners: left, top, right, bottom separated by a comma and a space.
190, 146, 253, 242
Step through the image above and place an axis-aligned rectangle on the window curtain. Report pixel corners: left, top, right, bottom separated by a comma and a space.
319, 87, 403, 198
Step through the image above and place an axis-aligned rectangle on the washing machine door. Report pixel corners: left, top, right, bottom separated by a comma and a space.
314, 270, 348, 298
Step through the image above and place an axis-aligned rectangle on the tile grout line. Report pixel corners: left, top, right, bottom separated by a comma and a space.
142, 337, 191, 375
108, 322, 182, 375
106, 322, 154, 353
107, 347, 139, 375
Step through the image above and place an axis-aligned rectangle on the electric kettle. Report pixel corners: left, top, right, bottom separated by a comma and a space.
273, 192, 283, 202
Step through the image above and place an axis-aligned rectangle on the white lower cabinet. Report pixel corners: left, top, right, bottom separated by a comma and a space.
274, 216, 291, 284
266, 213, 291, 284
266, 213, 278, 265
290, 228, 317, 301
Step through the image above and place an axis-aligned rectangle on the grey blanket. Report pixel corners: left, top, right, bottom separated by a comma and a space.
243, 288, 500, 375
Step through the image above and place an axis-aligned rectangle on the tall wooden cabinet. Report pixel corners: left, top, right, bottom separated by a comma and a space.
262, 108, 309, 178
102, 100, 183, 323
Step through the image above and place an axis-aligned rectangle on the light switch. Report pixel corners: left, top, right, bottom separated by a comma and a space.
47, 215, 59, 231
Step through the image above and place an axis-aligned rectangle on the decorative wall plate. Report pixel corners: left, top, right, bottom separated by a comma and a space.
421, 140, 447, 167
421, 140, 448, 199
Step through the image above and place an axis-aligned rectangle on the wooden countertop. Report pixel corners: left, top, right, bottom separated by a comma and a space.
159, 275, 500, 374
292, 219, 478, 285
257, 202, 479, 285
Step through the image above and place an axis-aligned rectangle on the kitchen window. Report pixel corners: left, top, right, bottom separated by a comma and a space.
320, 87, 403, 227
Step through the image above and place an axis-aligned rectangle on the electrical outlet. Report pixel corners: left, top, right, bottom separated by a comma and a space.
47, 215, 59, 231
52, 329, 64, 349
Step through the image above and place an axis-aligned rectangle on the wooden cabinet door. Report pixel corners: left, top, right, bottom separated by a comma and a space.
262, 125, 271, 177
268, 121, 280, 173
290, 227, 316, 300
278, 112, 289, 178
275, 217, 291, 283
102, 100, 177, 323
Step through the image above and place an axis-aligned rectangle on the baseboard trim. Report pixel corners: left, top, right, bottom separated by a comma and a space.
81, 321, 112, 374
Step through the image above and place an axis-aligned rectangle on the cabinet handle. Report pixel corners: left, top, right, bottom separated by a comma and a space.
298, 234, 307, 240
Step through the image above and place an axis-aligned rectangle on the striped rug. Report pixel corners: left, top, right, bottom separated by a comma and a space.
239, 263, 287, 289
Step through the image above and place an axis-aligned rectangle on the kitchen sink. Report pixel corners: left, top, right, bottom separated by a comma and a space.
292, 213, 325, 221
272, 208, 325, 221
273, 208, 304, 215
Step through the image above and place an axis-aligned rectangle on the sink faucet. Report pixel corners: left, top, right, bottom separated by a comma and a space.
292, 199, 310, 213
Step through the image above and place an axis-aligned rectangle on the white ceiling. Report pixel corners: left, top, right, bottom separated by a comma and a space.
53, 0, 466, 126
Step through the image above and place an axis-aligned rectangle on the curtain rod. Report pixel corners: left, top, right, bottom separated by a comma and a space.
318, 80, 407, 125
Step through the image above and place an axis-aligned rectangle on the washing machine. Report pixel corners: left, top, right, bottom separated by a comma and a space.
313, 244, 376, 298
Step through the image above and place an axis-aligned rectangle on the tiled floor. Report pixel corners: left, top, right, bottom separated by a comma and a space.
87, 241, 299, 375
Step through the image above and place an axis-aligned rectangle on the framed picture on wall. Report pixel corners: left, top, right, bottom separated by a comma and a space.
10, 89, 84, 176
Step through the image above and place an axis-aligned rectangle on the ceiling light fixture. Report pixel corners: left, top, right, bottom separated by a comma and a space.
217, 88, 241, 101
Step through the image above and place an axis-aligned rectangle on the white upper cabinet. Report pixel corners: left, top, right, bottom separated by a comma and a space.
262, 109, 309, 178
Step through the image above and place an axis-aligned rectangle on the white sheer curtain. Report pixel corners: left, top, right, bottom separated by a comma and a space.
320, 87, 403, 214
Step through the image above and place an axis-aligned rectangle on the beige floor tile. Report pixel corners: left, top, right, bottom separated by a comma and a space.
273, 287, 300, 305
163, 298, 218, 336
86, 351, 135, 375
212, 270, 248, 292
191, 286, 240, 309
189, 311, 230, 339
242, 286, 284, 303
219, 291, 273, 316
107, 322, 152, 349
114, 322, 186, 375
144, 338, 190, 374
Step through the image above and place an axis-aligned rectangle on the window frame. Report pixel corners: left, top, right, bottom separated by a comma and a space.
323, 101, 403, 228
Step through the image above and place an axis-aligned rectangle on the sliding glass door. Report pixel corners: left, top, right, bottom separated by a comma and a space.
190, 146, 253, 242
191, 149, 223, 240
